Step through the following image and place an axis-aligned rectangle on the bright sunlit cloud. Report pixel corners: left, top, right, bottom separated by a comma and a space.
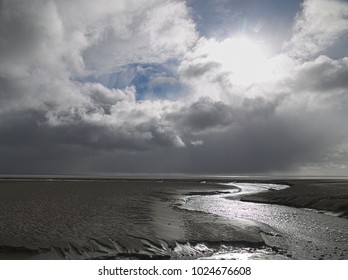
201, 37, 272, 85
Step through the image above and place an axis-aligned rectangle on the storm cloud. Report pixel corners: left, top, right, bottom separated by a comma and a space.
0, 0, 348, 175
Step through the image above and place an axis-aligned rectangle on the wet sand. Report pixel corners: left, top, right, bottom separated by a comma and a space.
239, 179, 348, 218
0, 178, 347, 260
0, 179, 271, 260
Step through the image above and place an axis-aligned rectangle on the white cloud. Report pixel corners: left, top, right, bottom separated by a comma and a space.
191, 140, 204, 146
81, 0, 198, 73
286, 0, 348, 58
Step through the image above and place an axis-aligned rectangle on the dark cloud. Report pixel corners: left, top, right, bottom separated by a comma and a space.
167, 96, 278, 134
167, 97, 233, 133
180, 62, 221, 79
1, 89, 343, 175
294, 56, 348, 92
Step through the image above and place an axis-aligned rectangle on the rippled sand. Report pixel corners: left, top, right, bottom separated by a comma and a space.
0, 178, 346, 259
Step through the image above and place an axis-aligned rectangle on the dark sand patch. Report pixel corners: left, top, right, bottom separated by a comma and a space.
184, 191, 231, 196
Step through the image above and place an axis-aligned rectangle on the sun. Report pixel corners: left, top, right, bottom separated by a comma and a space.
205, 37, 271, 85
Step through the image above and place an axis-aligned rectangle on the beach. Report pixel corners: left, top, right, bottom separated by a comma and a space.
0, 178, 347, 260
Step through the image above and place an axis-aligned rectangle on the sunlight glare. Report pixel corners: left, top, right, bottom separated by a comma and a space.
206, 37, 271, 85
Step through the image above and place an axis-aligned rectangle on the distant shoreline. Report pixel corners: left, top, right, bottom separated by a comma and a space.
1, 174, 348, 181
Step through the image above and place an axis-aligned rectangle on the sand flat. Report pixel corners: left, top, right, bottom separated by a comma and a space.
240, 179, 348, 218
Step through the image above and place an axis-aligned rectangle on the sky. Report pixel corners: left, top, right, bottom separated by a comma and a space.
0, 0, 348, 176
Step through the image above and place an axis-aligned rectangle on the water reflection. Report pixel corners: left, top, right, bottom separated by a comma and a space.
180, 183, 348, 260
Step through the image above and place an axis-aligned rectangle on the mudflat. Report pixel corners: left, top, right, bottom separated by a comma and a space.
239, 179, 348, 218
